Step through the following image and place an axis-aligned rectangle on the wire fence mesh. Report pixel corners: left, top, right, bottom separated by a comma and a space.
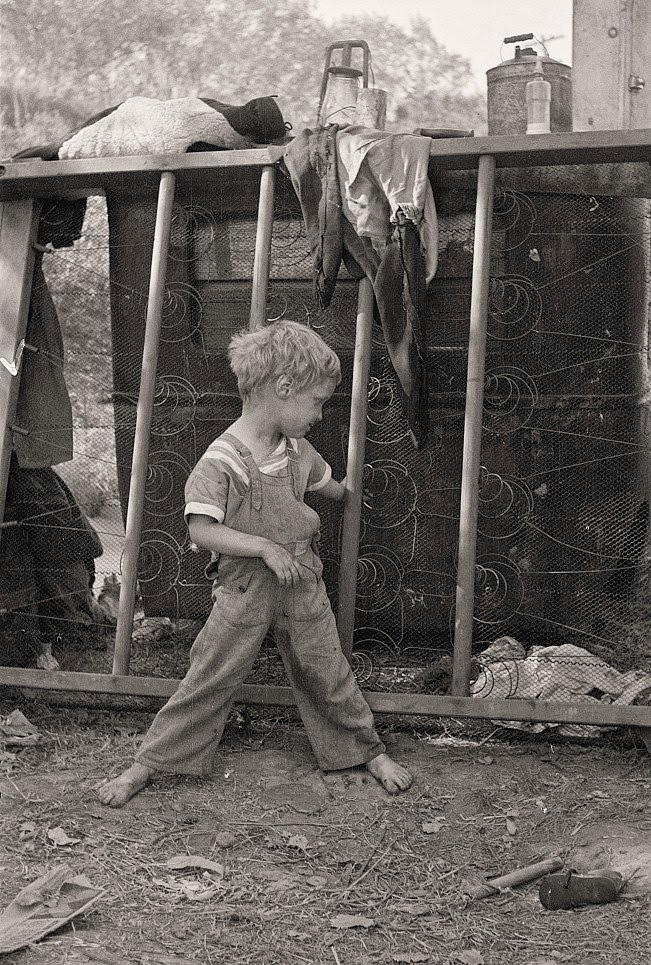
2, 168, 651, 724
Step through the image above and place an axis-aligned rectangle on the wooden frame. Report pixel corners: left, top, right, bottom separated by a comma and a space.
1, 131, 651, 732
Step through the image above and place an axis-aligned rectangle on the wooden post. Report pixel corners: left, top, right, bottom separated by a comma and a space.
112, 172, 176, 676
451, 154, 496, 696
249, 164, 276, 330
573, 0, 651, 131
336, 278, 375, 659
0, 200, 41, 538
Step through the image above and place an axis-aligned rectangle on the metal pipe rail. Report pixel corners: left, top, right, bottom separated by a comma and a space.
112, 171, 176, 675
1, 130, 650, 201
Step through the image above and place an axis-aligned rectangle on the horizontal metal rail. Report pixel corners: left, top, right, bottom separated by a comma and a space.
0, 145, 287, 199
0, 128, 650, 200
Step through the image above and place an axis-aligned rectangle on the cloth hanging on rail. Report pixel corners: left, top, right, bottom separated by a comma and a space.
335, 127, 438, 283
283, 126, 437, 449
10, 94, 287, 473
13, 255, 74, 469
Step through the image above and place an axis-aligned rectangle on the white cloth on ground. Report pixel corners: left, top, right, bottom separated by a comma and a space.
470, 637, 651, 737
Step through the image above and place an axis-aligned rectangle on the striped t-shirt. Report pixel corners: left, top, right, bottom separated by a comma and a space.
184, 434, 331, 524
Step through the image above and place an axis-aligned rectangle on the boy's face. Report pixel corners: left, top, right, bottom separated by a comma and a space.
275, 377, 337, 438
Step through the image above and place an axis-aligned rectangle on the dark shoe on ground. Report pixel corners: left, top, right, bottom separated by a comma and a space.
539, 868, 623, 910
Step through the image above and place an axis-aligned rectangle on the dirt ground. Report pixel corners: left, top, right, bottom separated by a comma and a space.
1, 693, 650, 965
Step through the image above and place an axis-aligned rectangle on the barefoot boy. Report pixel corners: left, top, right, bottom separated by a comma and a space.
100, 320, 412, 806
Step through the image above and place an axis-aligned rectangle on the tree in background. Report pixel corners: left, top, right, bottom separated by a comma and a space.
1, 0, 485, 156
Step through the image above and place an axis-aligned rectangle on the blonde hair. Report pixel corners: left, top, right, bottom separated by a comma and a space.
228, 320, 341, 398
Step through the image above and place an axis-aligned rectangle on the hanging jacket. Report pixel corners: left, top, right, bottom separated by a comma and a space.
283, 127, 437, 448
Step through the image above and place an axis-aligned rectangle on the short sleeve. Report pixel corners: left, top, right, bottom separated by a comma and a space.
184, 456, 230, 523
301, 439, 332, 492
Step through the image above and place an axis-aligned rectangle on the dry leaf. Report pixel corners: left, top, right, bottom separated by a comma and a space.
330, 914, 375, 929
0, 711, 40, 747
392, 902, 431, 916
505, 818, 517, 836
152, 875, 220, 901
2, 710, 38, 734
214, 831, 237, 849
165, 855, 224, 876
305, 875, 328, 889
286, 834, 309, 850
455, 951, 484, 965
421, 818, 445, 834
47, 827, 81, 847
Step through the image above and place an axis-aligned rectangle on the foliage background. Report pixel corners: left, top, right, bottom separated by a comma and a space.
0, 0, 487, 156
0, 0, 487, 520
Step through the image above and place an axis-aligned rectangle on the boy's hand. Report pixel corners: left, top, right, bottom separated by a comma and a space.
261, 541, 308, 586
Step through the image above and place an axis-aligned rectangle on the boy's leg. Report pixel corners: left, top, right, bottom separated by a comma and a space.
99, 572, 274, 806
276, 578, 412, 793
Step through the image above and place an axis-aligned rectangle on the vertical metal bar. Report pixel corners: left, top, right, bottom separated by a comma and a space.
0, 200, 41, 541
249, 164, 276, 330
336, 277, 374, 660
335, 94, 386, 664
112, 171, 176, 676
451, 154, 496, 696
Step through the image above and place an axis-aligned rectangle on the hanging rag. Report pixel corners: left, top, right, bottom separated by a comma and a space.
283, 127, 437, 448
335, 127, 437, 282
280, 125, 346, 309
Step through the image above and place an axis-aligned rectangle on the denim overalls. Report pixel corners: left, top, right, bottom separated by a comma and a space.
135, 434, 384, 775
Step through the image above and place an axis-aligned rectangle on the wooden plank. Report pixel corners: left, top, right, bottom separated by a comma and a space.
435, 163, 651, 199
0, 200, 41, 532
112, 172, 176, 675
451, 156, 495, 695
1, 667, 650, 727
0, 146, 287, 200
494, 162, 651, 197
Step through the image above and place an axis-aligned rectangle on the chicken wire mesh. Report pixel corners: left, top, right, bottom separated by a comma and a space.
2, 166, 651, 718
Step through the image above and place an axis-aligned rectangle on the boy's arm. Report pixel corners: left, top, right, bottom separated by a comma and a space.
187, 514, 308, 587
315, 475, 347, 502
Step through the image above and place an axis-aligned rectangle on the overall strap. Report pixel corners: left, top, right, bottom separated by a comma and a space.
286, 438, 302, 500
218, 432, 262, 511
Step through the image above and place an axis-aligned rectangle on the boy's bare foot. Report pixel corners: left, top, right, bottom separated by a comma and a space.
366, 752, 413, 794
98, 763, 155, 807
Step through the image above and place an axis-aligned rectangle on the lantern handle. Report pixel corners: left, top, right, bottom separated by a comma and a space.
317, 39, 370, 126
